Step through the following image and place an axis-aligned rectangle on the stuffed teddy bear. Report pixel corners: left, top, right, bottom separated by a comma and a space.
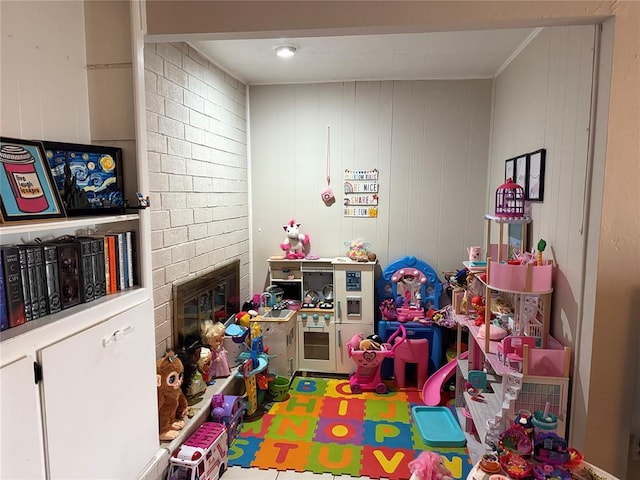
156, 350, 189, 441
280, 219, 310, 259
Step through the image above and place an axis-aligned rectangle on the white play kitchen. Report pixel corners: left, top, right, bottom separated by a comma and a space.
259, 257, 377, 378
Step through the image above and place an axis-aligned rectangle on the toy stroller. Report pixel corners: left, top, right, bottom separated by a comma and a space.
347, 324, 406, 394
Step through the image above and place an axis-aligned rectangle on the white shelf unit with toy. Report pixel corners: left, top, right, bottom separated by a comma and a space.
455, 217, 571, 449
0, 2, 158, 479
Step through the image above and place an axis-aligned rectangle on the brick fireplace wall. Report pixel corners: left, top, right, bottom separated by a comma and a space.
144, 42, 250, 357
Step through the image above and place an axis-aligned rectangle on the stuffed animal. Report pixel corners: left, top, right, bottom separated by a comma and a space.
345, 239, 371, 261
348, 332, 364, 350
280, 219, 310, 259
408, 451, 454, 480
359, 338, 382, 351
156, 350, 189, 441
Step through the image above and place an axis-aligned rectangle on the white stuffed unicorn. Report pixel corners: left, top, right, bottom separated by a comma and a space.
280, 219, 310, 259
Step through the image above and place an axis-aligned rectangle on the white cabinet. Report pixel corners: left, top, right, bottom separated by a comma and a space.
41, 300, 158, 479
333, 259, 376, 374
0, 356, 46, 480
257, 314, 297, 379
333, 259, 376, 323
297, 310, 337, 373
334, 321, 374, 375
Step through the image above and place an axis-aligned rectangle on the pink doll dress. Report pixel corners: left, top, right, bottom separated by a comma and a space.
210, 346, 231, 378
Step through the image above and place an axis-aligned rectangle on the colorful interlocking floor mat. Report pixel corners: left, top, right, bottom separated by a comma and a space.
228, 377, 473, 479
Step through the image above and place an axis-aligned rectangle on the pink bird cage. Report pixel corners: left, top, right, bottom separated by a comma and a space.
495, 178, 526, 217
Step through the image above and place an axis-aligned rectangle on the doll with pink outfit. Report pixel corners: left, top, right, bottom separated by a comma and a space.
202, 320, 232, 378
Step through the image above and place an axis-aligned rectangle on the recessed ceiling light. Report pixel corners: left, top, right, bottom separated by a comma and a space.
275, 46, 296, 58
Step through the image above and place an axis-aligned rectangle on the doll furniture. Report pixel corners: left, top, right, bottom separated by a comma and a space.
454, 214, 572, 450
506, 336, 537, 371
392, 337, 429, 389
496, 336, 516, 364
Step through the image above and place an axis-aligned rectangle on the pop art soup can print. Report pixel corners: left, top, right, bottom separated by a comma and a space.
0, 144, 49, 213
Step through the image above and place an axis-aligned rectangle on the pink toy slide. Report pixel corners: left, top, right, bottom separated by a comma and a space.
422, 351, 469, 406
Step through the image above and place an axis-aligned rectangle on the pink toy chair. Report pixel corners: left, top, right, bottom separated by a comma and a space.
507, 336, 537, 371
496, 336, 516, 364
393, 338, 429, 389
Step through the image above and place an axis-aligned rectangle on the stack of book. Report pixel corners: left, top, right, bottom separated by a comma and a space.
0, 230, 137, 331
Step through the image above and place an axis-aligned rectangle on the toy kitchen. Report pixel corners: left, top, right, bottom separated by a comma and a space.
264, 257, 377, 376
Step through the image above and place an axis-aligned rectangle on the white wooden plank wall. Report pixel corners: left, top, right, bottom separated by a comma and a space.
249, 79, 492, 292
490, 25, 596, 352
0, 1, 91, 142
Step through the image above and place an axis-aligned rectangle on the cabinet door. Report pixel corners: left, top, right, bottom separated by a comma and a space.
0, 356, 46, 480
40, 300, 159, 479
333, 263, 376, 322
335, 322, 374, 374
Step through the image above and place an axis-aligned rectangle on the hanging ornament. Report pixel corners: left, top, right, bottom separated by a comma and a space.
321, 126, 336, 206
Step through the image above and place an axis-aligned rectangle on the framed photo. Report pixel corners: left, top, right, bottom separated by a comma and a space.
42, 141, 124, 216
528, 148, 546, 201
0, 137, 66, 223
515, 154, 529, 193
505, 157, 516, 182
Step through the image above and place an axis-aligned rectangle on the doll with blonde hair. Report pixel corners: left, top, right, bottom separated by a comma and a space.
201, 320, 231, 378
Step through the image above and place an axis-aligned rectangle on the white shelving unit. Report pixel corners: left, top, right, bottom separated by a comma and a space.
0, 2, 158, 479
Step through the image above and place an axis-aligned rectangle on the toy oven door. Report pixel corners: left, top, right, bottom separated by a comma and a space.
297, 312, 336, 372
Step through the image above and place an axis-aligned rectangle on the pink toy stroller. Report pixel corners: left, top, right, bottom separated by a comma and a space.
347, 324, 406, 394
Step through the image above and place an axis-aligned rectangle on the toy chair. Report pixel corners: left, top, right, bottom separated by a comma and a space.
496, 336, 517, 364
506, 336, 537, 371
393, 337, 429, 389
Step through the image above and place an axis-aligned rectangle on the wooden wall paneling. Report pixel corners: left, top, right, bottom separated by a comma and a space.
338, 82, 356, 250
350, 81, 381, 247
490, 25, 596, 352
387, 81, 413, 261
374, 81, 395, 267
293, 83, 320, 227
317, 82, 345, 254
440, 81, 473, 268
408, 81, 428, 260
0, 1, 90, 142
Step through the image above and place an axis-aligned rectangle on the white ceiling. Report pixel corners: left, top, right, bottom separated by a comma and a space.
192, 28, 538, 85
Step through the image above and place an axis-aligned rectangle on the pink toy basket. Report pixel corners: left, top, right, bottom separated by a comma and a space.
347, 324, 406, 394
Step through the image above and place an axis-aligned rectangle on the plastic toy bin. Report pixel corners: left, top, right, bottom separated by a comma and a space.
378, 320, 444, 377
489, 261, 552, 292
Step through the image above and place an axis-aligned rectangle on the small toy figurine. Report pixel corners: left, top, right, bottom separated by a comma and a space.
280, 219, 310, 259
202, 320, 232, 378
408, 451, 454, 480
198, 347, 213, 384
156, 350, 189, 441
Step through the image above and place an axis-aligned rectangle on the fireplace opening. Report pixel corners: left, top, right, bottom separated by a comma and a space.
172, 259, 240, 350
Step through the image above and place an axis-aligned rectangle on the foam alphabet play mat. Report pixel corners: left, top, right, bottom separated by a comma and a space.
229, 376, 473, 479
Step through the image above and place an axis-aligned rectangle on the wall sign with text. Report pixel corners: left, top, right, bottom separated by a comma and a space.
343, 169, 378, 217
